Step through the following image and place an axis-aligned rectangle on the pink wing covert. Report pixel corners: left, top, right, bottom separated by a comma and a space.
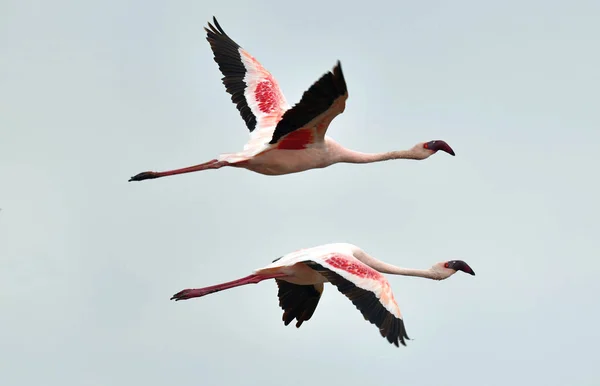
239, 50, 290, 128
319, 253, 403, 318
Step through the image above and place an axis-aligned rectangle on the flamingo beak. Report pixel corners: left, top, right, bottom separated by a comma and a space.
426, 140, 455, 156
446, 260, 475, 276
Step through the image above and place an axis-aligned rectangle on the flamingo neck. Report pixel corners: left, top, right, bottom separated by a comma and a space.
354, 249, 442, 280
383, 266, 441, 280
337, 149, 422, 164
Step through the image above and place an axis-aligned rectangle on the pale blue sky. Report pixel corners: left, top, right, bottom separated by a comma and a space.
1, 1, 599, 385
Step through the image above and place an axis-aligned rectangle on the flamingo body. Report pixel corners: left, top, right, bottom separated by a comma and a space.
171, 242, 475, 347
225, 137, 345, 175
128, 17, 455, 182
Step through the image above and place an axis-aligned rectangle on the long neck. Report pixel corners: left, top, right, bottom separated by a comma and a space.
337, 149, 422, 164
354, 249, 441, 280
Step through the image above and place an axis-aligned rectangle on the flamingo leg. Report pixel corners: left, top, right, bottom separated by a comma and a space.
128, 159, 229, 182
171, 273, 288, 301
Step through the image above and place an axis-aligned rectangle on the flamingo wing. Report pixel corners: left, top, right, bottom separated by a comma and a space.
304, 255, 409, 347
269, 62, 348, 150
275, 280, 324, 328
204, 17, 290, 136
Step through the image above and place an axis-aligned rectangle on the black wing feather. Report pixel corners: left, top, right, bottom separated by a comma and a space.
276, 280, 323, 328
205, 17, 257, 132
269, 61, 347, 144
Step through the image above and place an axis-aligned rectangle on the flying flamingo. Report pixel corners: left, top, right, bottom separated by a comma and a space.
171, 242, 475, 347
128, 17, 456, 182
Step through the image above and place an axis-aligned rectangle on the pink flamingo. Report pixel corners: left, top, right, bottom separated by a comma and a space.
171, 242, 475, 347
129, 17, 455, 182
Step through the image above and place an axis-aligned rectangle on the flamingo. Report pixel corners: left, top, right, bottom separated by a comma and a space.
128, 17, 456, 182
171, 242, 475, 347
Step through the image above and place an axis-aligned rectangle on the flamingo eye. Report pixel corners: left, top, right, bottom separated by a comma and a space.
444, 262, 449, 268
424, 140, 437, 150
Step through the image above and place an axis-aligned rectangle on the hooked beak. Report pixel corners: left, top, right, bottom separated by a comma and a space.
427, 140, 455, 156
447, 260, 475, 276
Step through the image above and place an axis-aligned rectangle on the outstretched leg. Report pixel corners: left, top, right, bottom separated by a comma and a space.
129, 159, 229, 182
171, 273, 288, 301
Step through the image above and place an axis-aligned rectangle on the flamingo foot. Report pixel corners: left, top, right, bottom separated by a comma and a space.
129, 171, 159, 182
128, 159, 229, 182
170, 288, 209, 301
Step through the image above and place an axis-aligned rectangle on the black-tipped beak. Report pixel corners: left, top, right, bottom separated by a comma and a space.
447, 260, 475, 276
427, 140, 455, 156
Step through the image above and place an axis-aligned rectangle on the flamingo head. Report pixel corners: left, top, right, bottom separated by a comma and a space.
433, 260, 476, 280
422, 140, 455, 157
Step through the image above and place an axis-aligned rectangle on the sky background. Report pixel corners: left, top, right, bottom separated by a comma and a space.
1, 0, 599, 385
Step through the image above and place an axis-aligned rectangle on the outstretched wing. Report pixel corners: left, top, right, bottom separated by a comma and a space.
305, 255, 409, 347
275, 280, 323, 328
269, 62, 348, 150
205, 17, 290, 135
